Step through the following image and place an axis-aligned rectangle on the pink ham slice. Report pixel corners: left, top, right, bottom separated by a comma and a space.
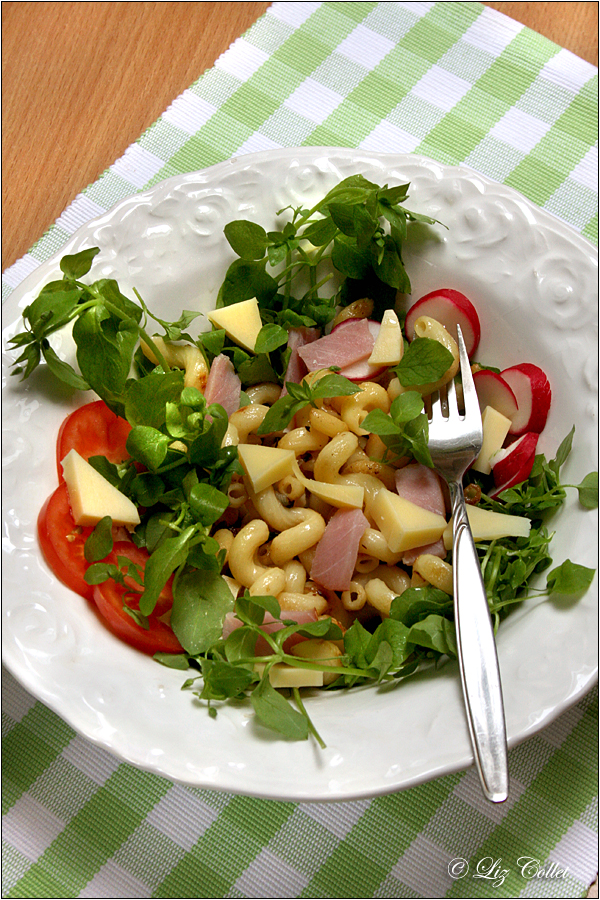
204, 353, 241, 415
297, 318, 375, 373
281, 327, 320, 395
395, 464, 447, 566
311, 507, 370, 591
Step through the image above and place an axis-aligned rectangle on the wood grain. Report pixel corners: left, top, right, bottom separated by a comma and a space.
2, 2, 597, 271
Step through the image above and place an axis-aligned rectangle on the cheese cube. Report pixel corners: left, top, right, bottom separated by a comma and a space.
237, 444, 295, 493
61, 449, 140, 528
472, 406, 512, 474
443, 504, 531, 549
367, 487, 446, 553
292, 461, 364, 508
206, 297, 263, 352
368, 309, 403, 366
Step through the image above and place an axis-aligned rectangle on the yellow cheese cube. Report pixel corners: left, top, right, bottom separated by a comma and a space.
367, 487, 446, 553
206, 297, 263, 352
443, 504, 531, 549
61, 449, 140, 528
238, 444, 295, 493
292, 461, 364, 508
472, 406, 512, 475
368, 309, 404, 366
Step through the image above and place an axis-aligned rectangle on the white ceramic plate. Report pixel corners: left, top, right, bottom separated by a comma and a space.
2, 149, 598, 801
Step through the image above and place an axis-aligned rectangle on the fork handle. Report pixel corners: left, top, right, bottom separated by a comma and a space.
450, 481, 509, 803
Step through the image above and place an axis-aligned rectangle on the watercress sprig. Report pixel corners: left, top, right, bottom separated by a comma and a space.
256, 372, 362, 435
9, 247, 202, 416
218, 174, 444, 328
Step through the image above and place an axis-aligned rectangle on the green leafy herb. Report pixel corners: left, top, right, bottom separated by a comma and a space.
395, 337, 454, 387
361, 391, 432, 466
257, 373, 361, 434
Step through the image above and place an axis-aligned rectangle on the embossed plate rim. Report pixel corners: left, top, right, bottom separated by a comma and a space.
2, 148, 598, 801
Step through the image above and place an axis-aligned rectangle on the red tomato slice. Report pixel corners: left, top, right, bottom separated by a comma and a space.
57, 400, 131, 481
92, 542, 183, 656
38, 483, 95, 600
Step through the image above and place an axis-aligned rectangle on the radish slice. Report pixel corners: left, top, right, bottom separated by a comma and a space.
473, 369, 519, 421
337, 320, 386, 382
405, 288, 481, 358
491, 432, 539, 485
501, 363, 551, 435
490, 432, 539, 497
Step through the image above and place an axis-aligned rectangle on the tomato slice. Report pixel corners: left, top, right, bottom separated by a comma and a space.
38, 483, 95, 600
92, 542, 183, 655
57, 400, 131, 481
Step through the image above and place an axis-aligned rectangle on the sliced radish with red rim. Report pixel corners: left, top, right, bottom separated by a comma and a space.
501, 364, 551, 435
404, 288, 481, 358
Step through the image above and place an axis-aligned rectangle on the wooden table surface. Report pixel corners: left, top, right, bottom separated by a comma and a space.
2, 1, 598, 271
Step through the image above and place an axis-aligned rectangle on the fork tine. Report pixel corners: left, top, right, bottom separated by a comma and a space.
446, 375, 459, 417
456, 325, 481, 429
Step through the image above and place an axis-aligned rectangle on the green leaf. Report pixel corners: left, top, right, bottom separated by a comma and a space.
26, 286, 82, 339
378, 183, 410, 205
407, 614, 457, 657
343, 619, 372, 670
188, 483, 229, 527
42, 345, 90, 390
224, 220, 268, 260
302, 215, 338, 247
236, 353, 279, 386
256, 394, 306, 435
139, 527, 195, 616
250, 677, 309, 741
171, 570, 235, 654
546, 559, 595, 595
235, 592, 281, 626
199, 329, 226, 358
199, 658, 255, 701
331, 235, 372, 280
390, 587, 453, 627
224, 625, 260, 664
366, 618, 412, 670
154, 652, 190, 670
371, 234, 410, 292
73, 307, 138, 401
361, 408, 401, 437
60, 247, 100, 280
390, 391, 425, 423
549, 426, 575, 475
254, 323, 289, 354
218, 258, 278, 307
574, 471, 598, 509
84, 516, 114, 562
125, 370, 185, 428
126, 425, 171, 471
84, 561, 121, 586
310, 373, 362, 400
395, 337, 454, 387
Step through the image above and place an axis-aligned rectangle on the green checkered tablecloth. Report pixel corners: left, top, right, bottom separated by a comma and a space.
2, 3, 598, 898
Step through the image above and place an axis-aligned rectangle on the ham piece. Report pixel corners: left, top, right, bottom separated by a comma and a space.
281, 327, 320, 395
297, 318, 375, 373
311, 507, 370, 591
395, 464, 447, 566
204, 353, 241, 415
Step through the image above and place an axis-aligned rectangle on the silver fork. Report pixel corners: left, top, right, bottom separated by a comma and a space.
428, 325, 508, 803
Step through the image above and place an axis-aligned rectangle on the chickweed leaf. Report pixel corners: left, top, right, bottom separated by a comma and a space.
546, 559, 595, 595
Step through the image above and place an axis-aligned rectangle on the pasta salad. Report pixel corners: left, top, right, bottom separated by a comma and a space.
10, 175, 597, 743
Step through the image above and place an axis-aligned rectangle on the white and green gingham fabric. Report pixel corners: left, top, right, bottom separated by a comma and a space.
2, 3, 598, 898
